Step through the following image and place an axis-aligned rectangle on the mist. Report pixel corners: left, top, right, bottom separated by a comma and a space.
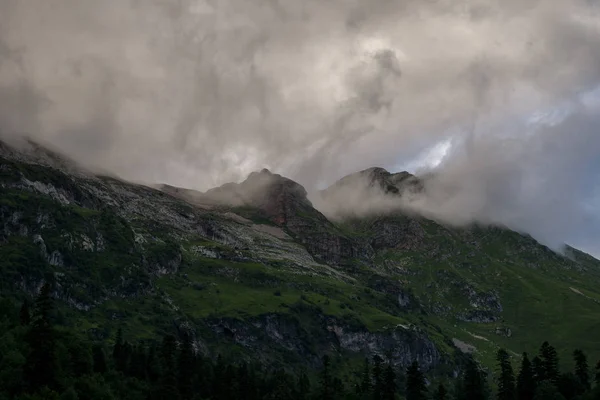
1, 0, 600, 254
316, 110, 600, 254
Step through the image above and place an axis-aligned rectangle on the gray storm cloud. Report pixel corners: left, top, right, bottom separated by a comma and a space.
1, 0, 600, 253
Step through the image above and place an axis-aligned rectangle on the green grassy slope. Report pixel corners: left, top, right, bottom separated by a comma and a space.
1, 149, 600, 376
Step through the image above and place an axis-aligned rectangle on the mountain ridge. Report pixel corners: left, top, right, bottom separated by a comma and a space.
1, 138, 600, 377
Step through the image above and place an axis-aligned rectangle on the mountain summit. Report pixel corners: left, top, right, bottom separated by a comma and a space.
324, 167, 423, 197
1, 139, 600, 376
315, 167, 425, 221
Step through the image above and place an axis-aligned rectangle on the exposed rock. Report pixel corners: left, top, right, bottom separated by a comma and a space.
458, 309, 499, 323
328, 321, 441, 369
207, 313, 441, 370
81, 234, 95, 251
204, 169, 373, 265
48, 250, 64, 267
398, 292, 411, 307
495, 326, 512, 337
323, 167, 423, 198
96, 233, 106, 251
371, 218, 426, 250
33, 234, 47, 256
452, 338, 476, 353
151, 252, 182, 275
316, 167, 425, 221
24, 179, 72, 205
191, 246, 220, 259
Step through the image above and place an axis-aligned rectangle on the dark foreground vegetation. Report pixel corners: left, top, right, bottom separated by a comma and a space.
1, 284, 599, 400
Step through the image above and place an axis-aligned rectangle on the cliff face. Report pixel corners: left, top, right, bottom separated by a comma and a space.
2, 139, 600, 373
202, 168, 373, 265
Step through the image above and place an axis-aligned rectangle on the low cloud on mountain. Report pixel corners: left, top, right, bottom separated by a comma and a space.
1, 0, 600, 254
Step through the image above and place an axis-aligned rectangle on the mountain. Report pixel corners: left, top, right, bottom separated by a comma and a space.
2, 138, 600, 376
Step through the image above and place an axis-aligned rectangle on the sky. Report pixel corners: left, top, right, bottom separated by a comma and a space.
1, 0, 600, 256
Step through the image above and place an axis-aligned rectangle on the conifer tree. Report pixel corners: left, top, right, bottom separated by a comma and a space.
332, 376, 345, 399
178, 333, 195, 400
319, 355, 333, 400
236, 362, 251, 400
434, 383, 448, 400
382, 362, 397, 400
24, 283, 59, 391
540, 342, 559, 385
113, 327, 126, 371
557, 372, 583, 399
531, 356, 545, 383
298, 369, 311, 400
128, 344, 148, 380
265, 369, 295, 400
213, 354, 228, 399
405, 360, 427, 400
68, 340, 93, 377
61, 386, 79, 400
373, 355, 384, 400
595, 360, 600, 386
92, 345, 108, 374
573, 349, 590, 391
464, 356, 487, 400
533, 381, 565, 400
19, 300, 30, 326
121, 341, 133, 373
497, 349, 516, 400
155, 334, 180, 400
359, 357, 372, 397
146, 343, 161, 383
223, 363, 237, 399
517, 353, 536, 400
454, 378, 467, 400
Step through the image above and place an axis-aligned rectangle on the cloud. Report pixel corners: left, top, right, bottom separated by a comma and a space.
404, 110, 600, 250
1, 0, 600, 253
315, 107, 600, 254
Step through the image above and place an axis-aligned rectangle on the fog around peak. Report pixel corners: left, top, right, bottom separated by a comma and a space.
1, 0, 600, 255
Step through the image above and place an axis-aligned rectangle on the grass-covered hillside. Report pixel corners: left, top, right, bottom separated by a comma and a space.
1, 139, 600, 381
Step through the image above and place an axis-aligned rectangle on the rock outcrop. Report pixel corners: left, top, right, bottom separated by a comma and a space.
324, 167, 423, 196
204, 169, 373, 265
206, 313, 441, 370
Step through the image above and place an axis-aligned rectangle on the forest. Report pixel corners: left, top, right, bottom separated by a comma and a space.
1, 283, 599, 400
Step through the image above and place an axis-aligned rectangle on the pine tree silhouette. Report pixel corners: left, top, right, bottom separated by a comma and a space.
359, 357, 371, 397
156, 334, 180, 400
497, 349, 516, 400
573, 349, 590, 391
517, 353, 536, 400
178, 333, 195, 399
373, 355, 384, 400
434, 383, 448, 400
406, 360, 427, 400
24, 283, 59, 391
92, 344, 108, 374
531, 356, 545, 383
319, 355, 333, 400
382, 361, 397, 400
463, 356, 487, 400
539, 342, 559, 385
19, 300, 30, 326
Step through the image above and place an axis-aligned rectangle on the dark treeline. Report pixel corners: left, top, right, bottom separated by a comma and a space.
1, 285, 600, 399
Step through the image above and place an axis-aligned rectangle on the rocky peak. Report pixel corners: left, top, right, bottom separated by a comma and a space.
321, 167, 423, 203
0, 137, 112, 179
204, 169, 310, 211
203, 170, 372, 264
